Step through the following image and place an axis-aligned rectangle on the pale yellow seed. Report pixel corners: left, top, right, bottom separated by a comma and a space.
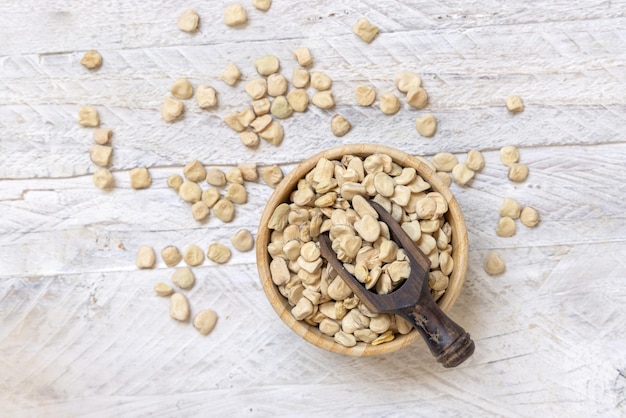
259, 121, 284, 146
496, 216, 516, 237
254, 55, 280, 76
311, 72, 332, 91
520, 206, 540, 227
89, 145, 112, 167
225, 183, 247, 204
237, 163, 258, 182
270, 96, 293, 119
484, 251, 506, 275
291, 67, 310, 89
202, 188, 221, 208
252, 0, 271, 11
353, 18, 379, 43
293, 47, 313, 67
506, 95, 524, 113
406, 87, 428, 109
312, 91, 335, 109
499, 197, 522, 219
245, 78, 268, 100
183, 160, 206, 182
171, 77, 193, 99
136, 245, 156, 269
395, 71, 421, 93
261, 165, 283, 188
230, 229, 254, 252
415, 114, 436, 137
240, 131, 259, 148
179, 181, 202, 203
183, 244, 205, 266
267, 73, 288, 97
80, 50, 102, 69
154, 282, 174, 297
371, 330, 394, 346
161, 97, 183, 122
465, 149, 485, 171
167, 174, 183, 191
93, 128, 112, 145
197, 85, 218, 109
92, 168, 114, 189
355, 85, 376, 106
237, 108, 256, 127
250, 114, 272, 132
451, 163, 474, 186
500, 145, 520, 166
224, 3, 247, 27
206, 168, 226, 187
379, 93, 400, 115
251, 98, 271, 116
129, 167, 151, 189
193, 310, 218, 335
162, 246, 182, 267
286, 89, 309, 112
331, 115, 351, 137
268, 203, 290, 231
178, 8, 199, 32
78, 106, 99, 127
432, 153, 458, 172
191, 201, 210, 221
221, 63, 241, 86
169, 293, 190, 321
171, 266, 195, 289
508, 163, 529, 182
226, 168, 244, 184
213, 199, 235, 222
207, 243, 231, 264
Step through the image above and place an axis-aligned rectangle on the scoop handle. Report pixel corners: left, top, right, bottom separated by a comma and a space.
398, 297, 475, 368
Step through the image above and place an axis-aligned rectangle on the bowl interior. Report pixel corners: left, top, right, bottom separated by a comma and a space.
256, 144, 469, 356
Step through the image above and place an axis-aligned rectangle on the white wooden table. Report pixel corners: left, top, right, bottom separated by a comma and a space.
1, 1, 625, 416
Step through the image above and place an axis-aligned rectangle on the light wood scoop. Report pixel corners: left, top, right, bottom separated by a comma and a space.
319, 200, 475, 368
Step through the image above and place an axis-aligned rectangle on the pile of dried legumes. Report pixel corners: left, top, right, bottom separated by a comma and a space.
267, 153, 455, 347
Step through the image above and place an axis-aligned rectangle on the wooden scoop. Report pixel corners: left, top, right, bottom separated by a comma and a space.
318, 200, 475, 368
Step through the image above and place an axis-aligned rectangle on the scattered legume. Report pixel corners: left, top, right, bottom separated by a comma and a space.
129, 167, 152, 189
169, 293, 190, 321
136, 245, 156, 269
80, 50, 102, 69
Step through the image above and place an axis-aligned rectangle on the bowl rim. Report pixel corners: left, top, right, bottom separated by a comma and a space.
256, 144, 469, 356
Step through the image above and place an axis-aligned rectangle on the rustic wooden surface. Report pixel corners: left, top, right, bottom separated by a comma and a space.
1, 1, 625, 416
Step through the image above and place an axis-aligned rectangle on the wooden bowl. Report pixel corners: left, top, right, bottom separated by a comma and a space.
256, 144, 469, 356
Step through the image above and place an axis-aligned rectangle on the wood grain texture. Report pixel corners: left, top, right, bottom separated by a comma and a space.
1, 0, 625, 417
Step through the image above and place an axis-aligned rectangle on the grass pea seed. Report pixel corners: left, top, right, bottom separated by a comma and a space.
162, 245, 182, 267
92, 168, 114, 189
213, 199, 235, 222
178, 8, 199, 32
395, 71, 421, 93
506, 95, 524, 113
406, 87, 428, 109
78, 106, 99, 127
245, 78, 268, 100
259, 121, 284, 145
171, 77, 193, 99
80, 50, 102, 69
225, 183, 247, 204
499, 197, 522, 219
311, 72, 332, 91
520, 206, 540, 227
191, 201, 210, 221
169, 293, 190, 321
179, 180, 202, 203
312, 91, 335, 109
267, 73, 288, 97
171, 266, 195, 289
93, 128, 112, 145
193, 310, 218, 335
202, 187, 221, 208
508, 163, 529, 182
484, 252, 506, 275
465, 150, 485, 171
293, 47, 313, 67
331, 115, 351, 137
183, 160, 206, 182
261, 165, 284, 188
432, 153, 458, 172
238, 163, 259, 182
224, 3, 247, 26
231, 229, 254, 252
287, 89, 309, 112
197, 85, 218, 109
355, 85, 376, 106
129, 167, 152, 189
292, 68, 310, 88
161, 97, 184, 122
207, 243, 232, 264
206, 168, 226, 187
154, 282, 174, 297
183, 244, 205, 266
270, 96, 293, 119
240, 131, 260, 148
136, 245, 156, 269
221, 63, 241, 85
353, 18, 379, 43
451, 163, 474, 186
500, 145, 520, 166
254, 55, 280, 76
415, 114, 437, 137
89, 145, 112, 167
167, 174, 183, 191
496, 216, 516, 237
379, 93, 400, 115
